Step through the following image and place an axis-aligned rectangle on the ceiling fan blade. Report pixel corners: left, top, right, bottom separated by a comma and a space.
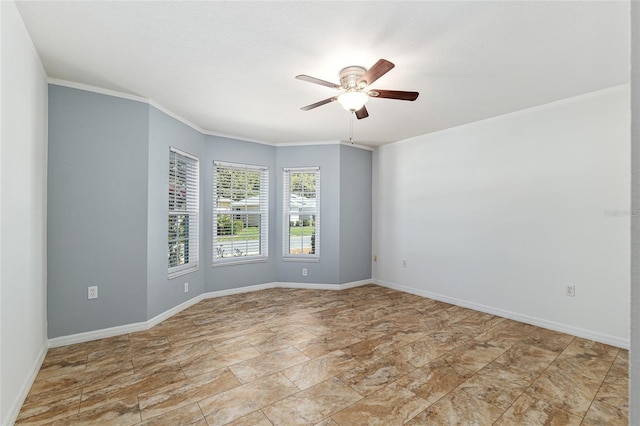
296, 74, 341, 89
301, 97, 337, 111
355, 105, 369, 120
357, 59, 395, 86
370, 89, 419, 101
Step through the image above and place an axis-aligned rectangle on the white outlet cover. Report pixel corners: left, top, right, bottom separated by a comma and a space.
88, 286, 98, 299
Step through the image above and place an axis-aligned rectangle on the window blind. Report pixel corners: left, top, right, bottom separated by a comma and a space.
283, 167, 320, 259
212, 161, 269, 264
168, 147, 199, 277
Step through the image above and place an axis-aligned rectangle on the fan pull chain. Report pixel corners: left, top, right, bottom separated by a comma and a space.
349, 112, 354, 144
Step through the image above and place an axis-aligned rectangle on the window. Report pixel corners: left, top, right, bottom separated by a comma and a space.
213, 161, 268, 264
283, 167, 320, 260
168, 147, 199, 278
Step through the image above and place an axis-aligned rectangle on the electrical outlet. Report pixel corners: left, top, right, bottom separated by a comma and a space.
402, 259, 407, 268
88, 286, 98, 299
302, 268, 308, 277
184, 282, 189, 293
565, 284, 576, 297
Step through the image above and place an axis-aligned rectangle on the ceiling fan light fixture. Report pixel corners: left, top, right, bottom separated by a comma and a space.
337, 91, 369, 112
297, 59, 418, 119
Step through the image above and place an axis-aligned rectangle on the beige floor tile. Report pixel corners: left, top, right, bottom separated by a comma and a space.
554, 339, 618, 381
494, 393, 582, 425
283, 349, 361, 390
15, 392, 81, 425
25, 373, 85, 400
32, 353, 87, 382
440, 341, 506, 372
50, 395, 141, 426
397, 358, 474, 404
295, 330, 362, 358
86, 343, 134, 364
562, 337, 619, 360
314, 418, 339, 426
582, 399, 629, 426
181, 345, 262, 378
137, 403, 207, 426
250, 327, 317, 354
332, 382, 429, 425
198, 372, 298, 426
16, 285, 628, 426
493, 341, 558, 376
132, 340, 211, 373
597, 349, 630, 413
525, 367, 601, 418
596, 374, 629, 412
395, 335, 458, 368
474, 319, 537, 349
338, 352, 414, 396
80, 365, 186, 413
454, 310, 505, 331
262, 377, 362, 425
609, 351, 630, 379
138, 368, 240, 420
210, 329, 277, 354
427, 327, 475, 348
225, 410, 273, 426
341, 334, 402, 362
128, 334, 171, 353
406, 389, 504, 426
229, 346, 310, 383
521, 327, 575, 353
458, 361, 536, 410
42, 345, 89, 364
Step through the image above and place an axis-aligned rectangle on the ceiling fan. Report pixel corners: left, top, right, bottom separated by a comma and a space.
296, 59, 419, 119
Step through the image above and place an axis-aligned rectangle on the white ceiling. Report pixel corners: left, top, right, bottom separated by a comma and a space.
16, 1, 629, 147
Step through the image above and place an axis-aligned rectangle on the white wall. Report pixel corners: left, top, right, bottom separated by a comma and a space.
630, 1, 639, 422
0, 2, 49, 424
373, 86, 630, 348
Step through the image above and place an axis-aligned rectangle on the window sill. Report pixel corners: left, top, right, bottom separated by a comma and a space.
212, 257, 268, 267
282, 256, 320, 263
168, 266, 199, 280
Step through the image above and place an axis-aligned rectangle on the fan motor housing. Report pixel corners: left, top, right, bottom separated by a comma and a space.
339, 66, 366, 89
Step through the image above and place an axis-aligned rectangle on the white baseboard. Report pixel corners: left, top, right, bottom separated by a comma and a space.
277, 279, 371, 291
373, 279, 630, 349
47, 278, 629, 350
147, 293, 206, 329
48, 320, 149, 348
4, 342, 48, 426
47, 280, 370, 348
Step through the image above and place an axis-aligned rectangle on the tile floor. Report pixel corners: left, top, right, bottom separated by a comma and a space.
16, 284, 629, 425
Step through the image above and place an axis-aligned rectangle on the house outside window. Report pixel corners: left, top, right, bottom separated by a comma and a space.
213, 161, 268, 265
168, 147, 199, 278
283, 167, 320, 260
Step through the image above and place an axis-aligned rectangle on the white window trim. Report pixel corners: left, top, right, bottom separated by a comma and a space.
282, 166, 320, 261
168, 147, 199, 279
212, 160, 269, 266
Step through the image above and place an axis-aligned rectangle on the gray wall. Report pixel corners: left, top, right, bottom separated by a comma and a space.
204, 135, 278, 291
48, 85, 149, 337
46, 86, 373, 338
339, 145, 372, 283
147, 106, 205, 319
274, 144, 373, 284
631, 1, 639, 423
276, 145, 342, 284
